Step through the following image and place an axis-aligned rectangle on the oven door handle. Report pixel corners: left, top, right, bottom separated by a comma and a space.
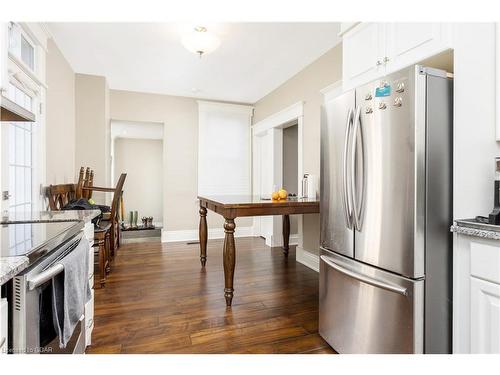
27, 263, 64, 291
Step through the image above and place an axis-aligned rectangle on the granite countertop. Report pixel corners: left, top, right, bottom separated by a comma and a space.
0, 256, 29, 286
0, 210, 100, 285
1, 209, 101, 224
450, 218, 500, 240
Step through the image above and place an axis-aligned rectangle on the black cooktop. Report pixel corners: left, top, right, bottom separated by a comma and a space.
0, 221, 82, 259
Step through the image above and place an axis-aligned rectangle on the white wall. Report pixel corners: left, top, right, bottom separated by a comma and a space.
114, 137, 163, 224
75, 73, 110, 202
45, 38, 75, 184
253, 45, 343, 256
453, 23, 500, 219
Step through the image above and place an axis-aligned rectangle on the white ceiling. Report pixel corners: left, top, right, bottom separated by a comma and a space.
47, 23, 341, 103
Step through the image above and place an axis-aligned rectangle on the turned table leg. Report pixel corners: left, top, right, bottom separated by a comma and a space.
223, 218, 236, 307
283, 214, 290, 256
199, 206, 208, 266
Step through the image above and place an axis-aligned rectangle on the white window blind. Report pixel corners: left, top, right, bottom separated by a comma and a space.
198, 101, 253, 196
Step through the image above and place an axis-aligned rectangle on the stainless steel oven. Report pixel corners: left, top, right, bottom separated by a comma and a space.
5, 222, 86, 354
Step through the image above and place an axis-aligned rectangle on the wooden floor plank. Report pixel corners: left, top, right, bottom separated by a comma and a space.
86, 237, 335, 354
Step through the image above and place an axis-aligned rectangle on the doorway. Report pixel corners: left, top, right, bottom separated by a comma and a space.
282, 123, 299, 238
111, 120, 164, 241
252, 102, 303, 248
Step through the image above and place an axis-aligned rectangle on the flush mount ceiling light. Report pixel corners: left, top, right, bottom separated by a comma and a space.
182, 26, 220, 58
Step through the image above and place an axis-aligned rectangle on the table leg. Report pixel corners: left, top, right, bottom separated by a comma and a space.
199, 206, 208, 266
283, 214, 290, 256
223, 218, 236, 307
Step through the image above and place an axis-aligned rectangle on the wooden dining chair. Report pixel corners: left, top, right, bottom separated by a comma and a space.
86, 170, 94, 200
83, 173, 127, 259
47, 184, 76, 211
75, 167, 85, 199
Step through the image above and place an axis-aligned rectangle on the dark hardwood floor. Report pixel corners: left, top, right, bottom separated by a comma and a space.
86, 236, 335, 354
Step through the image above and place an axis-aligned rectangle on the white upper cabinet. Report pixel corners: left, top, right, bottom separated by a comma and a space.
342, 23, 385, 90
385, 23, 452, 70
342, 23, 453, 90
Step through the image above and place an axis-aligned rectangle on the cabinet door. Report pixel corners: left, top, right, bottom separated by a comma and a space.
385, 23, 450, 73
470, 277, 500, 353
343, 23, 385, 90
0, 298, 7, 354
85, 289, 95, 347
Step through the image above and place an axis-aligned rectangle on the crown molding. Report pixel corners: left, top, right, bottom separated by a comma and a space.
197, 100, 254, 116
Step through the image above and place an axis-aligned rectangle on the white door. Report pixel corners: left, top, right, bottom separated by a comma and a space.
343, 23, 385, 90
470, 277, 500, 353
253, 130, 274, 240
252, 128, 283, 245
385, 23, 448, 73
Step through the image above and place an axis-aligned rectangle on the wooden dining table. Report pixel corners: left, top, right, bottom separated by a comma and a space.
197, 195, 320, 307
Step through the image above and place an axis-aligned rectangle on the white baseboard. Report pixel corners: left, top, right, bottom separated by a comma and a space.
161, 226, 255, 243
296, 246, 319, 272
266, 233, 299, 247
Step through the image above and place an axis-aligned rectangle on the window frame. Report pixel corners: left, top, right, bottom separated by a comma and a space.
1, 22, 47, 217
8, 22, 37, 76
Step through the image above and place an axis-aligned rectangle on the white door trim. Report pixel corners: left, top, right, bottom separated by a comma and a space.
252, 101, 303, 136
252, 101, 304, 249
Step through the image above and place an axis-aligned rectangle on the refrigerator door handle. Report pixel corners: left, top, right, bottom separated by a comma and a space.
320, 255, 408, 296
342, 108, 354, 229
351, 105, 364, 231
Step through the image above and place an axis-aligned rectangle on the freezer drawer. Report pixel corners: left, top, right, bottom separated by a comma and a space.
319, 249, 424, 353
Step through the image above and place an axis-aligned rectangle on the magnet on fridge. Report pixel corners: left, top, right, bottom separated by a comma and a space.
375, 84, 391, 97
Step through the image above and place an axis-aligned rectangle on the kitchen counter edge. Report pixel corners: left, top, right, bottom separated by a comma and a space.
0, 256, 29, 286
450, 219, 500, 241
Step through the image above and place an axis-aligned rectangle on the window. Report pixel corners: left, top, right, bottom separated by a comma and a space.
198, 101, 253, 196
8, 22, 36, 72
21, 35, 35, 71
5, 83, 34, 252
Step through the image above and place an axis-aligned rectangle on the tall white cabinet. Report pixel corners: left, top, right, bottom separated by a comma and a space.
452, 223, 500, 354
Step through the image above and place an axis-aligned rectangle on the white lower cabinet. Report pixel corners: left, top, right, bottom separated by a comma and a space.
454, 233, 500, 353
0, 298, 7, 355
470, 277, 500, 353
85, 289, 95, 347
83, 223, 95, 348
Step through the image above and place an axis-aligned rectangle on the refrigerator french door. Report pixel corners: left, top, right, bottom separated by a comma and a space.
319, 65, 453, 354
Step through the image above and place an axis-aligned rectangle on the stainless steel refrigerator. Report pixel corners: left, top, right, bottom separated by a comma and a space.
319, 65, 453, 354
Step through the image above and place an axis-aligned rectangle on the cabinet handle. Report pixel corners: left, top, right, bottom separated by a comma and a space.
376, 60, 382, 66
